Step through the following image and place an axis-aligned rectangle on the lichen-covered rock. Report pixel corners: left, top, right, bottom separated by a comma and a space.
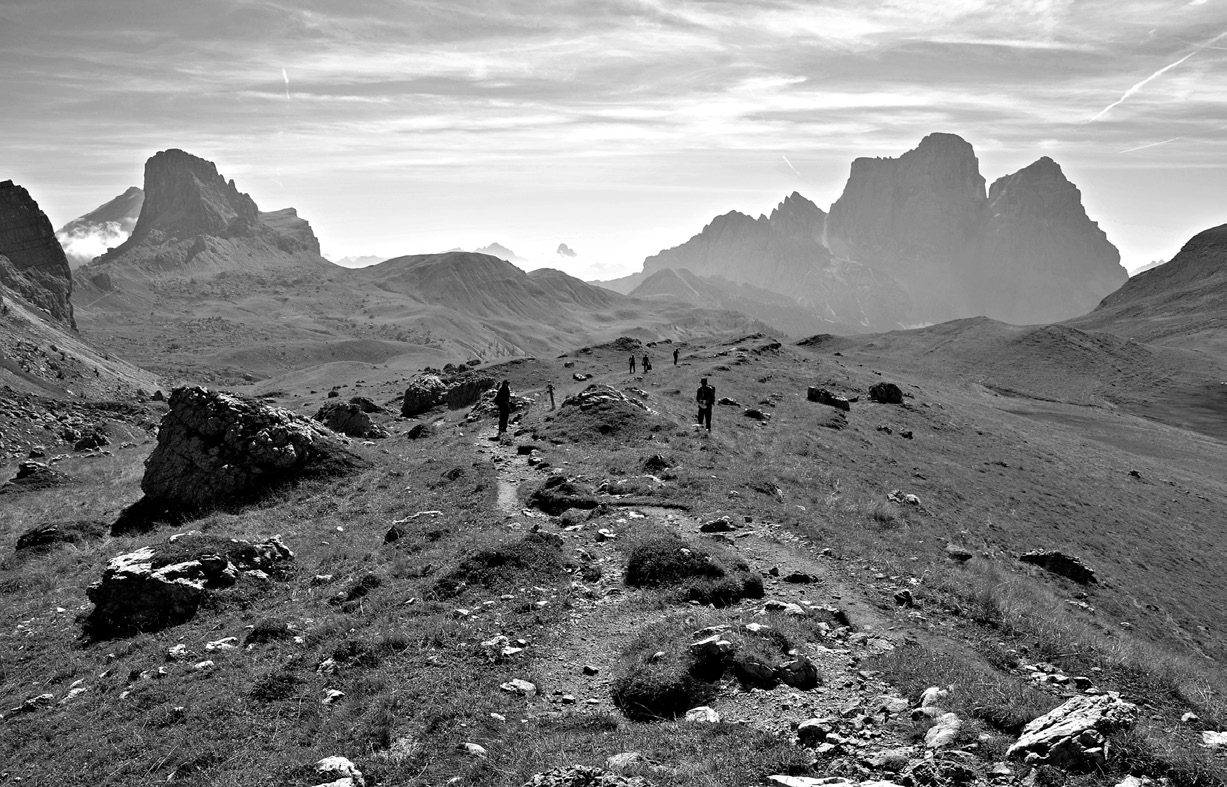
84, 533, 294, 639
313, 401, 386, 438
113, 386, 366, 533
1019, 549, 1097, 585
1006, 692, 1137, 771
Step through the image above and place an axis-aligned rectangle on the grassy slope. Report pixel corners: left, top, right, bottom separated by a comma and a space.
0, 332, 1224, 786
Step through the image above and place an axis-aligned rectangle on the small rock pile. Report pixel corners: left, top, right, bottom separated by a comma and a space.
808, 387, 851, 411
0, 460, 71, 493
313, 401, 386, 438
401, 373, 494, 417
84, 532, 295, 639
1006, 692, 1137, 770
1019, 549, 1097, 585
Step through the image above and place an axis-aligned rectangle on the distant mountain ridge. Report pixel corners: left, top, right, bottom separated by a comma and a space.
56, 186, 144, 267
596, 133, 1127, 333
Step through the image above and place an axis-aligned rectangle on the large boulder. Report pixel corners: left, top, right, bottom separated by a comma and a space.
527, 474, 600, 516
1006, 693, 1137, 771
401, 374, 494, 417
807, 387, 850, 411
113, 387, 366, 533
313, 401, 386, 438
868, 382, 904, 404
1019, 550, 1097, 585
466, 387, 532, 423
84, 533, 294, 639
0, 461, 72, 494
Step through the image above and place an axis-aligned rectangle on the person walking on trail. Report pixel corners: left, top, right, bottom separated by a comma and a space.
673, 347, 679, 366
643, 353, 651, 373
629, 354, 636, 374
495, 379, 512, 435
696, 376, 715, 431
546, 383, 555, 410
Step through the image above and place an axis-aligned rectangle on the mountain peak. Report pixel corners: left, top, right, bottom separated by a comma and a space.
133, 149, 260, 240
0, 180, 75, 327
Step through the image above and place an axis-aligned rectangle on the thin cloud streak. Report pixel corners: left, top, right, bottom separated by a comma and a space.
1087, 30, 1227, 122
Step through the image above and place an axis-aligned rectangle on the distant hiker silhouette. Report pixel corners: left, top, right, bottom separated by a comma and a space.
629, 354, 636, 374
696, 376, 715, 431
643, 354, 651, 373
673, 348, 679, 366
495, 379, 512, 435
546, 383, 555, 410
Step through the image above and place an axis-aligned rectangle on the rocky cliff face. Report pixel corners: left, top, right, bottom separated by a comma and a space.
0, 180, 75, 328
132, 149, 261, 241
259, 208, 321, 255
822, 134, 1124, 324
972, 157, 1125, 324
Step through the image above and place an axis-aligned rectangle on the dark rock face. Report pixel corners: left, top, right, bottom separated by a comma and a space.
1019, 549, 1097, 584
114, 386, 366, 533
84, 533, 294, 639
869, 382, 904, 404
0, 181, 75, 327
134, 149, 262, 239
258, 207, 321, 254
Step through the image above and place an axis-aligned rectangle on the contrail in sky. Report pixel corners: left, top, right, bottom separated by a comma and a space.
1088, 31, 1227, 122
282, 68, 291, 100
781, 154, 801, 176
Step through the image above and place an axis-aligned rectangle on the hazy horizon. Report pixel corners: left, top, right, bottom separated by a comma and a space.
5, 0, 1227, 280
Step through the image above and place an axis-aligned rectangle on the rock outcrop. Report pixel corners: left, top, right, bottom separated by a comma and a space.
1019, 549, 1097, 584
1006, 693, 1137, 770
55, 186, 144, 267
84, 533, 295, 639
14, 520, 107, 555
0, 460, 72, 494
129, 149, 262, 240
259, 207, 321, 254
114, 386, 366, 532
401, 373, 495, 417
808, 387, 851, 411
313, 401, 386, 438
0, 181, 75, 327
868, 382, 904, 404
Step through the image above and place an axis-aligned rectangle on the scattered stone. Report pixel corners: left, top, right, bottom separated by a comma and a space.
921, 686, 949, 708
700, 516, 736, 533
1007, 693, 1137, 770
763, 600, 807, 616
732, 652, 779, 689
12, 693, 55, 714
605, 752, 647, 771
797, 717, 836, 746
500, 678, 538, 697
459, 742, 488, 758
573, 373, 591, 381
524, 766, 653, 787
527, 475, 599, 515
402, 373, 494, 417
945, 544, 973, 562
405, 422, 432, 440
868, 382, 904, 404
782, 571, 815, 584
583, 664, 600, 676
193, 660, 214, 671
83, 534, 294, 639
1019, 550, 1097, 584
113, 387, 366, 533
893, 589, 914, 607
167, 644, 188, 660
925, 712, 963, 748
807, 387, 851, 411
316, 755, 364, 787
322, 689, 345, 705
717, 397, 740, 406
1203, 731, 1227, 749
1181, 711, 1199, 724
888, 490, 921, 506
684, 706, 720, 723
776, 656, 820, 690
743, 408, 771, 422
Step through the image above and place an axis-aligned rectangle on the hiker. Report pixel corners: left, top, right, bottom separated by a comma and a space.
643, 353, 651, 373
629, 354, 636, 374
495, 379, 512, 435
546, 383, 555, 410
696, 376, 715, 431
673, 347, 679, 366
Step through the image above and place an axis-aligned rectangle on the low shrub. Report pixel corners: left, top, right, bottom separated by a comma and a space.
432, 531, 566, 598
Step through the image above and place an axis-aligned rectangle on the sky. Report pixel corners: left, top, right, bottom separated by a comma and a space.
3, 0, 1227, 279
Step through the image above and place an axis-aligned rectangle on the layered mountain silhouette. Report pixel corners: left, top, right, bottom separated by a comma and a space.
70, 149, 761, 382
598, 133, 1127, 333
56, 186, 144, 267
